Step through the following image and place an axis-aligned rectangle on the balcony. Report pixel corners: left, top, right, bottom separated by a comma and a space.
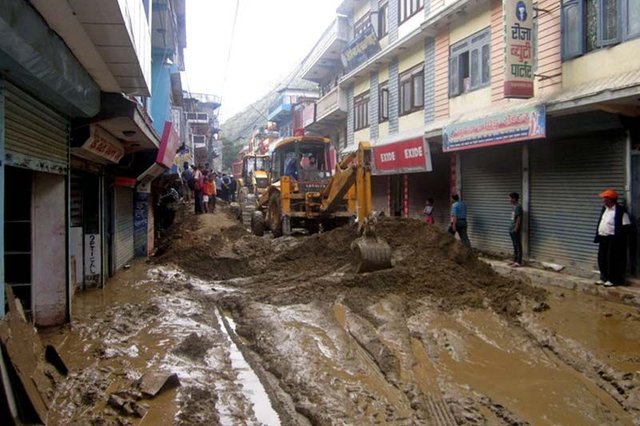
31, 0, 152, 96
267, 95, 293, 122
306, 86, 348, 132
301, 16, 349, 84
186, 92, 222, 109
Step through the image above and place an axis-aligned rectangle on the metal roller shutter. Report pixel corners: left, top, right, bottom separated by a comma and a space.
5, 82, 69, 174
114, 187, 134, 271
461, 144, 522, 254
529, 135, 626, 270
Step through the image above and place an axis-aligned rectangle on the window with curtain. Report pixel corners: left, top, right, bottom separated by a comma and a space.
449, 28, 491, 97
562, 0, 640, 60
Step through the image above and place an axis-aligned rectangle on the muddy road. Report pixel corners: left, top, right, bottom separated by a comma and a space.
44, 209, 640, 425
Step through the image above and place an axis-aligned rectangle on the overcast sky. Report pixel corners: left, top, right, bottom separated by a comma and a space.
183, 0, 343, 122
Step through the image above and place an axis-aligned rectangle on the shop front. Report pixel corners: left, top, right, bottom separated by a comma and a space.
371, 131, 445, 221
3, 81, 71, 325
444, 104, 545, 256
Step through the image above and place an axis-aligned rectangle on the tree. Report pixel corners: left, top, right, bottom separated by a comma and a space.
221, 138, 242, 173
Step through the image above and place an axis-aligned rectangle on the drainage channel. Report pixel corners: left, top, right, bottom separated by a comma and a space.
215, 308, 281, 426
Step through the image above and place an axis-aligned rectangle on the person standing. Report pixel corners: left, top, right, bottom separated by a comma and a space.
181, 162, 193, 202
509, 192, 523, 267
423, 198, 435, 224
595, 189, 631, 287
221, 173, 231, 202
193, 165, 204, 214
229, 175, 238, 202
450, 194, 471, 248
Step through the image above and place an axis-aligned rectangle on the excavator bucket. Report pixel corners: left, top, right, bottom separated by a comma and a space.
351, 236, 392, 273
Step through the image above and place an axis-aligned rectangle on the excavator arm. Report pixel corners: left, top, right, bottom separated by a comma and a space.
319, 142, 392, 272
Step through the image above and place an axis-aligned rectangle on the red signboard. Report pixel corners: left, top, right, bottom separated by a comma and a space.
372, 137, 433, 175
115, 176, 137, 187
156, 121, 180, 168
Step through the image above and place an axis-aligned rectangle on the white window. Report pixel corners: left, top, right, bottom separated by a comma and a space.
449, 28, 491, 97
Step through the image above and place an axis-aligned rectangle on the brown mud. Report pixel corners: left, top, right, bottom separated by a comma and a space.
44, 208, 640, 425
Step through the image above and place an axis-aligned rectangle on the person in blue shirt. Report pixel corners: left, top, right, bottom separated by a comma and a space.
284, 156, 299, 179
449, 193, 471, 248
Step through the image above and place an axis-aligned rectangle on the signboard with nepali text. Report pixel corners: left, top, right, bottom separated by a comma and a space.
504, 0, 535, 98
372, 137, 433, 175
157, 121, 180, 168
84, 234, 101, 285
82, 125, 124, 163
342, 25, 381, 73
443, 104, 546, 151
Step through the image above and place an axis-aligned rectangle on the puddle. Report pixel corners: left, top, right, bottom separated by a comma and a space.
216, 309, 281, 426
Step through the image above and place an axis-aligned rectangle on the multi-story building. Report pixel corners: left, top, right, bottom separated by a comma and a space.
267, 87, 319, 139
325, 0, 640, 277
183, 92, 222, 171
0, 0, 186, 324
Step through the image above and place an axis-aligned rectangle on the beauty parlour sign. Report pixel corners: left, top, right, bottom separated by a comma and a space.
504, 0, 535, 98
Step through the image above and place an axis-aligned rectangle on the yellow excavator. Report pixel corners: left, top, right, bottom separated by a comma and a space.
250, 136, 392, 273
237, 154, 271, 225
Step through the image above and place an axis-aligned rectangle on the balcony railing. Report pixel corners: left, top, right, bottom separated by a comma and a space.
301, 16, 350, 82
186, 92, 222, 106
315, 86, 347, 123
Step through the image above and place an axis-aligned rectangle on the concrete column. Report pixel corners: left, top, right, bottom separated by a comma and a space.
388, 0, 399, 42
346, 84, 355, 148
369, 72, 379, 141
424, 37, 436, 124
389, 58, 399, 134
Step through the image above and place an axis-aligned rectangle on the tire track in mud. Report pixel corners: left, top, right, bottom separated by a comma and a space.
151, 210, 640, 425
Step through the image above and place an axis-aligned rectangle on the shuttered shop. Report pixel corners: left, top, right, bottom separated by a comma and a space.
114, 187, 134, 271
529, 135, 626, 270
461, 144, 522, 254
5, 82, 69, 174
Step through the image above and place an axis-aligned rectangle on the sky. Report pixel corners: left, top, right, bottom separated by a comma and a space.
183, 0, 343, 122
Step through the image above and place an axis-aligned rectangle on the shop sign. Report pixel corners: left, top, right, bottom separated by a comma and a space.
443, 104, 546, 152
372, 137, 433, 175
84, 234, 101, 285
157, 121, 181, 168
115, 176, 137, 187
82, 125, 124, 163
504, 0, 535, 98
342, 25, 381, 72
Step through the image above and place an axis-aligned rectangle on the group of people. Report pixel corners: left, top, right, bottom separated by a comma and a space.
180, 162, 237, 215
422, 189, 633, 287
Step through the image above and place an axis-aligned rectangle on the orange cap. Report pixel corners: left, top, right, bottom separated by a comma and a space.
599, 189, 618, 199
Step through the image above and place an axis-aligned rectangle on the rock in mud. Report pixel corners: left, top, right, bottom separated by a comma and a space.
172, 332, 213, 361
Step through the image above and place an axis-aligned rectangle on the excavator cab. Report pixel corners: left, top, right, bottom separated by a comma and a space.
253, 137, 392, 273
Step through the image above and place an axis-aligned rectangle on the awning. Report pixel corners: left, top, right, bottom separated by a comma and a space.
547, 69, 640, 114
92, 93, 161, 152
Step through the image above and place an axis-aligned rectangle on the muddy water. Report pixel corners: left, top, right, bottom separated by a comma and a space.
45, 263, 283, 425
45, 244, 640, 424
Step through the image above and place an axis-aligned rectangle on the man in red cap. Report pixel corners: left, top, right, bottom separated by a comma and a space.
594, 189, 631, 287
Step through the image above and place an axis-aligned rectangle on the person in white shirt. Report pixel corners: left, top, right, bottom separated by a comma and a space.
594, 189, 631, 287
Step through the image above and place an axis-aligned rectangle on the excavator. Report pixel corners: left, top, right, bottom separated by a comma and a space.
236, 154, 271, 225
250, 135, 392, 273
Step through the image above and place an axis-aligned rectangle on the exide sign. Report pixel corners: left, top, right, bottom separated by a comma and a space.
372, 137, 432, 175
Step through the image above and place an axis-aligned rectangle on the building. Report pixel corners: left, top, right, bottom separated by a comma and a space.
267, 87, 319, 139
325, 0, 639, 277
182, 92, 222, 171
0, 0, 187, 324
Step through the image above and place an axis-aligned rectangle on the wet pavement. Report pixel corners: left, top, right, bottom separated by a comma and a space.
42, 211, 640, 425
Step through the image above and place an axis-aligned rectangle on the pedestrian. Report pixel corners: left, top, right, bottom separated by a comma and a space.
229, 175, 237, 202
221, 173, 231, 202
449, 194, 471, 248
423, 198, 435, 224
594, 189, 631, 287
181, 162, 193, 202
215, 172, 223, 201
193, 165, 204, 214
207, 175, 217, 213
201, 171, 211, 213
509, 192, 523, 267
